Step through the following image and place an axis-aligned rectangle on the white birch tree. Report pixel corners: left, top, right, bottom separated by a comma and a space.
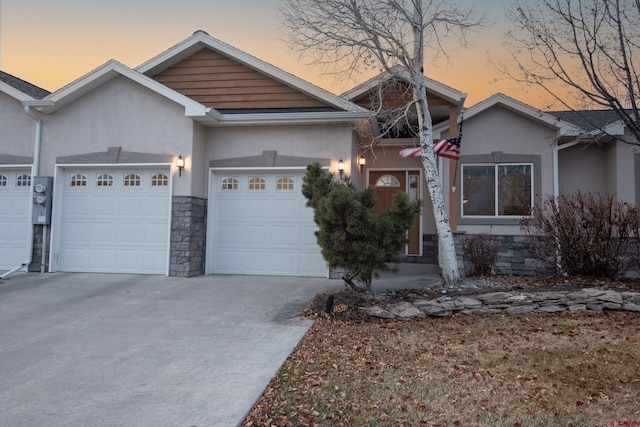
280, 0, 484, 285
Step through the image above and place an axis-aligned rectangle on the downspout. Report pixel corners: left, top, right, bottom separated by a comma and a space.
0, 103, 48, 280
551, 136, 581, 276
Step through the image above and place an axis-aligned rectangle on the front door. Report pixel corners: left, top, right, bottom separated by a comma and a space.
369, 170, 421, 255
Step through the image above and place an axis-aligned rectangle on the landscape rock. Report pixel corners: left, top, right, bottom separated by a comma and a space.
351, 286, 640, 320
360, 306, 395, 319
597, 291, 624, 304
387, 302, 426, 318
622, 303, 640, 312
420, 305, 451, 317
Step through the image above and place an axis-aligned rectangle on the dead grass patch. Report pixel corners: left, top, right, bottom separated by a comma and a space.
244, 313, 640, 427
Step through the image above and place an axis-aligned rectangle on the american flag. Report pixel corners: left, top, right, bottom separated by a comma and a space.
399, 137, 460, 160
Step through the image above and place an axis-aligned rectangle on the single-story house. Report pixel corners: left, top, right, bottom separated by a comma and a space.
1, 31, 638, 278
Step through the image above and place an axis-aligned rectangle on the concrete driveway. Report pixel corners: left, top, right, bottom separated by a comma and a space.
0, 272, 343, 427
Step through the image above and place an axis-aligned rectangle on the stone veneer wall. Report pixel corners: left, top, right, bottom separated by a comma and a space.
427, 233, 639, 278
28, 225, 51, 273
170, 196, 207, 277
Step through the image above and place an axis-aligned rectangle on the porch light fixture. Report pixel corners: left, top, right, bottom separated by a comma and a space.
176, 154, 185, 177
338, 158, 345, 179
358, 157, 366, 173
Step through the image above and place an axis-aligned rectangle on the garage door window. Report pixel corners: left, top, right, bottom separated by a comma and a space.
16, 174, 31, 188
249, 177, 266, 191
96, 173, 114, 187
124, 173, 141, 188
70, 174, 87, 188
221, 177, 238, 191
276, 176, 294, 191
0, 175, 7, 188
151, 173, 169, 187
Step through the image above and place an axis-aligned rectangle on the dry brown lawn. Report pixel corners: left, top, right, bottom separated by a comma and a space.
244, 313, 640, 427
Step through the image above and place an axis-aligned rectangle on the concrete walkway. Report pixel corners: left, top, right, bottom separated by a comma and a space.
0, 272, 347, 427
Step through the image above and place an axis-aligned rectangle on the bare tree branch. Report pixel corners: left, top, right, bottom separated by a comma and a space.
500, 0, 640, 144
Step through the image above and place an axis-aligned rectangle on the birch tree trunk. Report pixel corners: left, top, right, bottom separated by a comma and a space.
410, 2, 460, 286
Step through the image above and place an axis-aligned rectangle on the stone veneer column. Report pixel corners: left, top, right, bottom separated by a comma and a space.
28, 225, 51, 273
170, 196, 207, 277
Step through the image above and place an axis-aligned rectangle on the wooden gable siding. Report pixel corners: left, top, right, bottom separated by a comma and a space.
153, 49, 328, 110
353, 80, 454, 109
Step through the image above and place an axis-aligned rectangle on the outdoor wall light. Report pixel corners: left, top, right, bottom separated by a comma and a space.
176, 154, 185, 177
338, 158, 345, 179
358, 157, 366, 173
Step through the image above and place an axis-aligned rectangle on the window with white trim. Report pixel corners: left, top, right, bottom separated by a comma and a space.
96, 173, 114, 187
221, 177, 238, 191
462, 163, 533, 217
276, 176, 294, 191
248, 176, 266, 191
70, 174, 87, 188
151, 173, 169, 187
16, 174, 31, 188
0, 175, 7, 188
124, 173, 141, 188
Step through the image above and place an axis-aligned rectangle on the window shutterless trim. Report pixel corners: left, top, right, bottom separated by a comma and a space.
457, 153, 541, 226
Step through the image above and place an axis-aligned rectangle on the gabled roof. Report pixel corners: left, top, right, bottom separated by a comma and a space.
0, 71, 50, 101
33, 57, 366, 127
340, 68, 467, 108
36, 60, 211, 120
458, 93, 581, 137
136, 30, 369, 116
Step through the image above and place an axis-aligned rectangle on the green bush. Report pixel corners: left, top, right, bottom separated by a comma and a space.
302, 162, 422, 292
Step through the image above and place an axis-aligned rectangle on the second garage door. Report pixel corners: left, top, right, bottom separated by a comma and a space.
0, 169, 31, 270
208, 171, 326, 277
56, 167, 171, 274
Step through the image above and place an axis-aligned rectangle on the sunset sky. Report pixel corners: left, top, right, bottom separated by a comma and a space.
0, 0, 559, 109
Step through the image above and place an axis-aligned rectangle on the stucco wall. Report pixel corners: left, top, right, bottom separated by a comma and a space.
613, 135, 638, 204
0, 93, 36, 159
204, 123, 354, 193
558, 144, 607, 195
38, 77, 196, 196
454, 106, 557, 235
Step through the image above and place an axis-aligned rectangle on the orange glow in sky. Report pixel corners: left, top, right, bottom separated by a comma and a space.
0, 0, 564, 110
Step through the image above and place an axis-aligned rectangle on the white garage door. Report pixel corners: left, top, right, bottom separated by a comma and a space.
58, 168, 171, 274
209, 171, 326, 277
0, 169, 31, 270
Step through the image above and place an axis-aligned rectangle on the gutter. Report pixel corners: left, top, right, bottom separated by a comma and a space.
1, 101, 53, 280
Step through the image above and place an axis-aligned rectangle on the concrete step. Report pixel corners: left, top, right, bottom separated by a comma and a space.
380, 263, 441, 276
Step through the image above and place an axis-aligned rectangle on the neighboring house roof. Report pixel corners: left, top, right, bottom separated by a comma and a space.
136, 30, 370, 116
438, 93, 581, 138
549, 110, 627, 136
0, 71, 50, 101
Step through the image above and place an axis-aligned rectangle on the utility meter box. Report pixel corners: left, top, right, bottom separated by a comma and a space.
32, 176, 53, 225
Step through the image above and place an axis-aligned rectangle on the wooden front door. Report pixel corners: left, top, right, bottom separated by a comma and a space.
369, 170, 421, 255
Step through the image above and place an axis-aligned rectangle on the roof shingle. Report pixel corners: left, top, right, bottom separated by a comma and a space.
0, 71, 50, 99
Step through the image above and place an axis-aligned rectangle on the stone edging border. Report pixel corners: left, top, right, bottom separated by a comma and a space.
361, 288, 640, 319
